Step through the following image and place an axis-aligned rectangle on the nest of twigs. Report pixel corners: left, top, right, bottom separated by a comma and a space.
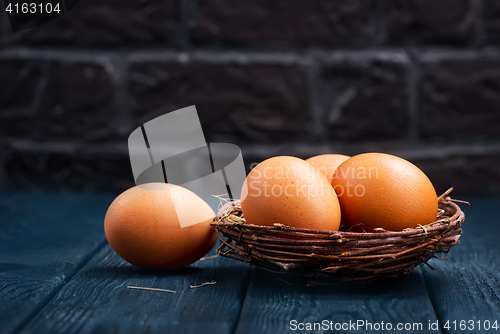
211, 189, 467, 284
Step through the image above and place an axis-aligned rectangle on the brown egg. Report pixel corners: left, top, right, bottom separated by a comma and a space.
240, 156, 341, 231
331, 153, 438, 232
306, 154, 350, 185
104, 183, 217, 269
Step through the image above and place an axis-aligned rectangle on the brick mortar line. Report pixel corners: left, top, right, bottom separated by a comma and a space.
407, 48, 421, 141
127, 50, 304, 64
0, 48, 113, 63
237, 142, 500, 161
178, 0, 195, 49
313, 49, 409, 63
2, 47, 500, 64
5, 139, 500, 160
108, 55, 131, 136
303, 56, 325, 140
418, 48, 500, 62
472, 0, 485, 46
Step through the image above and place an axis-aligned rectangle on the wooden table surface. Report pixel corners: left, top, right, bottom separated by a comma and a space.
1, 192, 499, 334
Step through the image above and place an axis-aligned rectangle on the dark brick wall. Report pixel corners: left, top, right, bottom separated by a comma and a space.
193, 0, 380, 46
0, 57, 117, 140
128, 60, 311, 141
0, 0, 499, 195
4, 0, 178, 45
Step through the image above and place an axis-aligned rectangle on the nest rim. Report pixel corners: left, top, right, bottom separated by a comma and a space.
210, 195, 466, 284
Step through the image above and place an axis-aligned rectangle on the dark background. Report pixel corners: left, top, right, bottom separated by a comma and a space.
0, 0, 499, 195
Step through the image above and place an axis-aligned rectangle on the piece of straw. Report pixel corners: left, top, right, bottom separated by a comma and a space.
127, 286, 176, 293
190, 281, 217, 289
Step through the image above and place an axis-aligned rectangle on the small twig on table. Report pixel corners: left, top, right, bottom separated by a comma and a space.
200, 254, 219, 260
190, 280, 217, 289
276, 276, 293, 286
127, 286, 176, 293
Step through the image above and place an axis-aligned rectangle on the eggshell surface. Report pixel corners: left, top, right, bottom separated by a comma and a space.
104, 183, 217, 269
241, 156, 341, 231
331, 153, 438, 232
306, 154, 350, 185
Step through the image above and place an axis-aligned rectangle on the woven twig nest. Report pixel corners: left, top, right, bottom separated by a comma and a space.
211, 194, 466, 284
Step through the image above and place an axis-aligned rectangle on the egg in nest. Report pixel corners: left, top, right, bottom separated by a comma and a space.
331, 153, 438, 232
306, 154, 350, 185
241, 156, 341, 231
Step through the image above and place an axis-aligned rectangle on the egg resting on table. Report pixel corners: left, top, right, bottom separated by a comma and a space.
104, 183, 217, 269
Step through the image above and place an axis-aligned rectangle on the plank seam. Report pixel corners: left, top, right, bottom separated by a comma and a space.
231, 267, 254, 334
420, 266, 445, 334
10, 239, 109, 334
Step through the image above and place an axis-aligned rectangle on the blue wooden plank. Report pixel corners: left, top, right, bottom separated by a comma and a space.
18, 244, 252, 334
422, 197, 500, 333
4, 193, 497, 334
0, 192, 115, 334
235, 266, 440, 334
